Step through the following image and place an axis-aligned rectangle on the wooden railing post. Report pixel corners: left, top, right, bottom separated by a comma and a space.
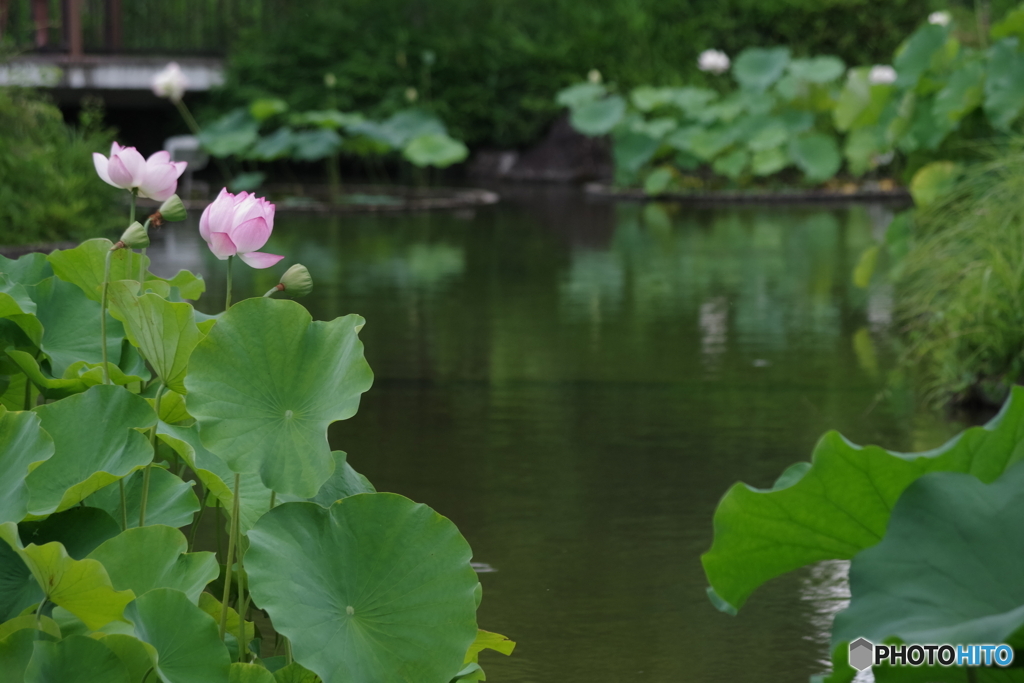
67, 0, 82, 57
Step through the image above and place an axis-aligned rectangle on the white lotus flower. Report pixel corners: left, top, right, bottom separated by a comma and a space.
151, 62, 188, 102
928, 11, 951, 26
587, 69, 602, 84
698, 49, 730, 75
868, 65, 898, 85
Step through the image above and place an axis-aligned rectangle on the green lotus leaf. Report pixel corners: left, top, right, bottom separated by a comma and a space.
148, 389, 191, 423
909, 160, 961, 208
126, 588, 231, 683
788, 133, 841, 183
452, 662, 485, 682
894, 23, 949, 88
250, 97, 289, 122
47, 239, 142, 302
0, 253, 53, 286
0, 613, 60, 641
273, 663, 319, 683
630, 86, 675, 112
712, 149, 748, 179
0, 409, 54, 525
833, 67, 893, 132
379, 109, 447, 147
247, 495, 478, 683
555, 82, 606, 109
198, 109, 259, 158
570, 95, 626, 136
25, 634, 131, 683
86, 467, 199, 531
403, 133, 469, 169
732, 47, 791, 91
933, 59, 984, 124
106, 281, 204, 394
186, 298, 373, 498
87, 526, 216, 603
96, 634, 156, 683
833, 462, 1024, 647
1, 628, 52, 681
231, 663, 277, 683
900, 96, 955, 152
197, 593, 255, 650
984, 39, 1024, 131
786, 56, 846, 83
612, 131, 661, 178
746, 119, 789, 152
291, 128, 343, 162
6, 350, 144, 400
643, 167, 675, 196
249, 127, 297, 162
465, 629, 516, 664
30, 276, 124, 377
0, 275, 42, 344
5, 508, 123, 622
702, 386, 1024, 614
0, 523, 133, 629
26, 385, 156, 515
277, 451, 375, 508
844, 126, 885, 176
751, 147, 789, 176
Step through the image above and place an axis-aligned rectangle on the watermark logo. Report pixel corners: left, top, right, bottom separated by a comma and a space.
848, 639, 1015, 671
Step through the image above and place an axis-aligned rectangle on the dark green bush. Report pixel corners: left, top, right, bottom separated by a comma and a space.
218, 0, 935, 148
0, 88, 119, 245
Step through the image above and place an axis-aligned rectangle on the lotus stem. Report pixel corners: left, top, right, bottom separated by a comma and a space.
23, 375, 33, 410
237, 563, 249, 661
225, 255, 234, 310
262, 285, 282, 298
138, 382, 165, 527
269, 491, 275, 509
35, 598, 46, 630
100, 249, 113, 385
138, 217, 151, 283
219, 473, 241, 640
285, 637, 293, 665
188, 482, 207, 553
129, 190, 137, 281
119, 479, 128, 530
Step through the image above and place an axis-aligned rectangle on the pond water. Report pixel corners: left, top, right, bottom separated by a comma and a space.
148, 186, 957, 683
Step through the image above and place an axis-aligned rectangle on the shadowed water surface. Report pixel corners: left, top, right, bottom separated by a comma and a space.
149, 186, 954, 683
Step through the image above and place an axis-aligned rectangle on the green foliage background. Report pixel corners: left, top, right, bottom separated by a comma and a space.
0, 89, 119, 245
218, 0, 937, 148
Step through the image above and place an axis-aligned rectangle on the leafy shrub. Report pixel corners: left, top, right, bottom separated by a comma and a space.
216, 0, 933, 148
0, 88, 119, 245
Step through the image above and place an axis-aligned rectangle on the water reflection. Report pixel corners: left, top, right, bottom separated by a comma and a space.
148, 188, 954, 683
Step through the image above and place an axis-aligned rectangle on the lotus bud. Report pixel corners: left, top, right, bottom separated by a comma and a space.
267, 264, 313, 298
324, 72, 337, 88
113, 221, 149, 250
152, 194, 187, 224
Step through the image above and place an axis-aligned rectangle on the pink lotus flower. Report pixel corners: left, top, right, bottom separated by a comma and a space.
93, 142, 187, 201
199, 188, 284, 268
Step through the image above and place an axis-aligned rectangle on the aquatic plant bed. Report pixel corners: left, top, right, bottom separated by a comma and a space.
584, 182, 910, 204
141, 185, 499, 214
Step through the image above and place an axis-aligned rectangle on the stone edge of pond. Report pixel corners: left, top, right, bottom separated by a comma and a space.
140, 186, 500, 214
584, 182, 912, 205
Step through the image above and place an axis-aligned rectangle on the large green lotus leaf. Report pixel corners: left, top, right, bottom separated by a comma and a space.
97, 634, 157, 683
185, 298, 373, 498
984, 39, 1024, 130
85, 467, 200, 530
403, 133, 469, 169
612, 131, 661, 178
711, 149, 749, 179
788, 133, 841, 182
932, 59, 984, 124
88, 526, 216, 603
1, 507, 123, 621
30, 276, 124, 377
747, 119, 789, 152
277, 451, 375, 507
197, 593, 255, 651
751, 147, 789, 176
570, 95, 626, 136
0, 409, 54, 525
464, 629, 516, 663
0, 275, 43, 344
157, 423, 274, 534
379, 109, 447, 147
834, 68, 893, 132
555, 82, 606, 109
0, 523, 134, 629
833, 462, 1024, 647
25, 634, 131, 683
0, 613, 61, 641
702, 386, 1024, 614
0, 628, 50, 681
6, 349, 143, 401
786, 56, 846, 83
198, 108, 259, 157
126, 588, 231, 683
894, 23, 949, 88
0, 253, 53, 286
246, 495, 479, 683
909, 160, 962, 208
47, 239, 141, 302
249, 127, 298, 161
844, 126, 885, 176
272, 663, 319, 683
899, 96, 955, 152
26, 385, 156, 515
107, 281, 204, 394
230, 663, 277, 683
732, 47, 791, 91
291, 128, 343, 162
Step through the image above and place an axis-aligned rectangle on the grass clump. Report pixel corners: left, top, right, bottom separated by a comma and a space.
896, 146, 1024, 406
